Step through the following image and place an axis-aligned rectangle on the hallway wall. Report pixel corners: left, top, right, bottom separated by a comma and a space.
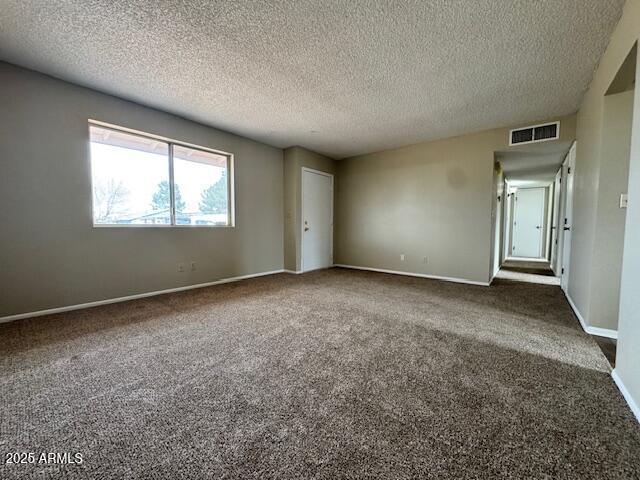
566, 0, 640, 420
569, 0, 639, 334
589, 89, 635, 331
334, 115, 576, 285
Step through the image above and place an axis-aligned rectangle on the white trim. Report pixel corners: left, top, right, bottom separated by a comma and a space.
503, 185, 515, 262
565, 292, 589, 332
89, 119, 234, 157
508, 186, 548, 260
333, 264, 490, 286
560, 142, 577, 292
284, 269, 303, 274
168, 143, 177, 226
550, 157, 562, 273
301, 167, 334, 273
300, 266, 330, 274
0, 269, 286, 324
509, 121, 560, 146
612, 369, 640, 423
504, 256, 549, 263
507, 180, 555, 189
300, 167, 334, 178
88, 120, 236, 228
586, 325, 619, 340
564, 292, 618, 339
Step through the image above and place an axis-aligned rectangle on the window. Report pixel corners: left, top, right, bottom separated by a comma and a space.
89, 123, 233, 227
173, 145, 230, 226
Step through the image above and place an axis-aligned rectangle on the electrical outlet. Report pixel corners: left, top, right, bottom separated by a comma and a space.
400, 254, 405, 261
178, 263, 185, 273
423, 256, 428, 264
190, 261, 196, 271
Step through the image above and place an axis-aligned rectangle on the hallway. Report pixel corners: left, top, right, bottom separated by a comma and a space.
496, 260, 561, 286
494, 258, 617, 369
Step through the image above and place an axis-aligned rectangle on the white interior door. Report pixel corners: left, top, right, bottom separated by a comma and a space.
503, 186, 516, 261
550, 169, 562, 273
302, 168, 333, 272
561, 143, 576, 292
511, 187, 545, 258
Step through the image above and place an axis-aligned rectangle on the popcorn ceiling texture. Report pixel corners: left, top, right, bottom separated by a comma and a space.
0, 1, 625, 157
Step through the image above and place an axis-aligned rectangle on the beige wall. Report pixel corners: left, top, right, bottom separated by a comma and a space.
616, 1, 640, 419
618, 73, 640, 419
334, 115, 576, 284
490, 162, 504, 278
0, 62, 284, 317
569, 0, 639, 333
283, 146, 336, 272
588, 89, 635, 330
565, 0, 640, 416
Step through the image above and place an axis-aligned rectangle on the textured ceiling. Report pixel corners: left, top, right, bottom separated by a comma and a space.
497, 141, 572, 182
0, 0, 624, 158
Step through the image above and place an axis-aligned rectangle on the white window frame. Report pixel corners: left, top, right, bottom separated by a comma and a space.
89, 120, 235, 228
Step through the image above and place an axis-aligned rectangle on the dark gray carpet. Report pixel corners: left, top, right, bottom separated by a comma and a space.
1, 268, 639, 479
502, 260, 556, 276
594, 337, 618, 368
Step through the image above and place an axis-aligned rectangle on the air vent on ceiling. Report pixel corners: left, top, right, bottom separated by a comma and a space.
509, 121, 559, 146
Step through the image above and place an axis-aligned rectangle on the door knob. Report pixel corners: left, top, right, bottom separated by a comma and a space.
304, 227, 310, 232
563, 227, 570, 231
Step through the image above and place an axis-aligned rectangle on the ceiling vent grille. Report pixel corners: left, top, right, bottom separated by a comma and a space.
509, 121, 559, 146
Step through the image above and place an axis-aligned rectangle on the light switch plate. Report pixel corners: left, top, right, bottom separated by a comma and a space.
620, 193, 628, 209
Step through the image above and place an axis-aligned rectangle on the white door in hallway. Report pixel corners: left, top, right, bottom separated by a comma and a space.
560, 143, 576, 292
512, 187, 545, 258
550, 169, 562, 273
302, 168, 333, 272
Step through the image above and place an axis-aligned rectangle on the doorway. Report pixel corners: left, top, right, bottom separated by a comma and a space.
560, 143, 576, 292
492, 140, 574, 286
511, 187, 546, 259
301, 168, 333, 272
550, 168, 562, 273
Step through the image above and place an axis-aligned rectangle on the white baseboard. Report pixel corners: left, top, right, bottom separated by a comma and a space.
612, 369, 640, 423
333, 264, 490, 286
564, 292, 618, 339
505, 256, 549, 263
283, 269, 303, 274
489, 267, 500, 285
0, 269, 286, 324
586, 325, 619, 340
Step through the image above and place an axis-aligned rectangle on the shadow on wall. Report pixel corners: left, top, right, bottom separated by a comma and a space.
447, 167, 467, 189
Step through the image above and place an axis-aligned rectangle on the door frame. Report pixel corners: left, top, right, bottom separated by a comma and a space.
560, 142, 576, 292
550, 167, 563, 274
507, 185, 549, 260
301, 167, 334, 273
503, 182, 516, 262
